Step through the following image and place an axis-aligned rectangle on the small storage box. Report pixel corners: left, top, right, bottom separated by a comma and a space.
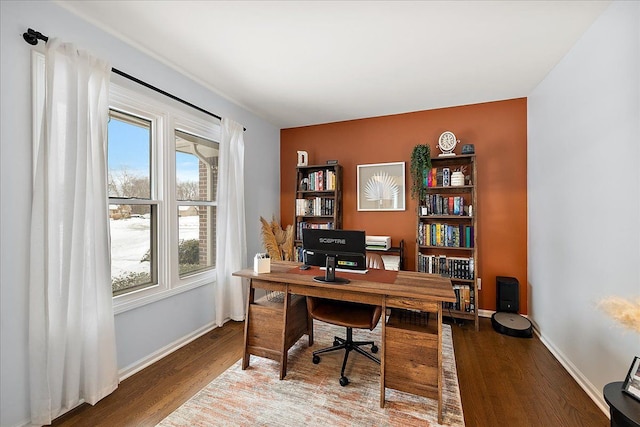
253, 254, 270, 274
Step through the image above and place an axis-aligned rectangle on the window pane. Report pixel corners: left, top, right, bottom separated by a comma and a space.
108, 111, 151, 199
178, 205, 216, 277
175, 130, 218, 202
110, 205, 156, 295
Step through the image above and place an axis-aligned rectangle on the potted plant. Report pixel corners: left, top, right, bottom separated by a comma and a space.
409, 144, 432, 203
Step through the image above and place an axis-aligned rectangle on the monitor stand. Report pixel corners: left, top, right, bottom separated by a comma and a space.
313, 255, 350, 284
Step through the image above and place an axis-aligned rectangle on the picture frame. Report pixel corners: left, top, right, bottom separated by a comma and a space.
357, 162, 405, 211
622, 355, 640, 402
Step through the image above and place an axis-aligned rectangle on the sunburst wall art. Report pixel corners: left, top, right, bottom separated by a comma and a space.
357, 162, 405, 211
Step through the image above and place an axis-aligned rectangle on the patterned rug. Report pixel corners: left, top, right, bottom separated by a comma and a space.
157, 322, 464, 427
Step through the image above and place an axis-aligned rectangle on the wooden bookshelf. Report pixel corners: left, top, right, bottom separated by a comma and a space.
293, 164, 343, 261
416, 154, 479, 330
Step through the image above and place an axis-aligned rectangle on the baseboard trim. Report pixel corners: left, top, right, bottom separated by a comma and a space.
478, 309, 494, 318
118, 321, 219, 381
532, 324, 609, 418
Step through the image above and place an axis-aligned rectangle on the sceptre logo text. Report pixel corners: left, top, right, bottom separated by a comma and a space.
318, 238, 346, 245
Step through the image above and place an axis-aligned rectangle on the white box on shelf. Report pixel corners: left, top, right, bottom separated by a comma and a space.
365, 235, 391, 250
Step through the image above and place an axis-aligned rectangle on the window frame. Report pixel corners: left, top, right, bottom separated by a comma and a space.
109, 77, 221, 314
32, 50, 221, 315
174, 127, 219, 278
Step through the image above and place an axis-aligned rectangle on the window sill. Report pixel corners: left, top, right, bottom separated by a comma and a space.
113, 274, 215, 315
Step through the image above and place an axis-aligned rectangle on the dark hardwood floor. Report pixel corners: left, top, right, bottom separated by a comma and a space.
52, 317, 608, 427
450, 317, 607, 427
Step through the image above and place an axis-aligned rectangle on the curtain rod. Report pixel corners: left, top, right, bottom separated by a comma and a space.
22, 28, 246, 131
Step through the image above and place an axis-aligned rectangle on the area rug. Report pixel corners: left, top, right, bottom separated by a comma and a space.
157, 322, 464, 427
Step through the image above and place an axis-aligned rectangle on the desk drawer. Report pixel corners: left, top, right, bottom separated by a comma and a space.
385, 296, 438, 312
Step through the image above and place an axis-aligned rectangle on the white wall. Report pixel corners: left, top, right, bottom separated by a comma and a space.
0, 1, 280, 426
528, 0, 639, 412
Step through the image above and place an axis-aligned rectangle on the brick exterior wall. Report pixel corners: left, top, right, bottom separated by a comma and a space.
198, 156, 218, 267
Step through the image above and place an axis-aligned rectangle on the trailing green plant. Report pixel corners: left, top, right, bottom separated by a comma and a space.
409, 144, 432, 202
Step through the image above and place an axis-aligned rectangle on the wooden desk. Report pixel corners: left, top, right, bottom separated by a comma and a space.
233, 261, 455, 423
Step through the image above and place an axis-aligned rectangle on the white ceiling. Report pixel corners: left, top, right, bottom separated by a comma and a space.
57, 0, 610, 129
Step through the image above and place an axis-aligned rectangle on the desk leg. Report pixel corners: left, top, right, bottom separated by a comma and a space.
437, 305, 443, 424
307, 300, 314, 346
380, 298, 387, 408
242, 282, 255, 371
279, 287, 290, 380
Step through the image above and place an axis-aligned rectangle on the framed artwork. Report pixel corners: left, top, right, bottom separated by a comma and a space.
622, 356, 640, 402
357, 162, 405, 211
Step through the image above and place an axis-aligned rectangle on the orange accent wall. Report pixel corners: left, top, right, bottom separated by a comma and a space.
280, 98, 528, 313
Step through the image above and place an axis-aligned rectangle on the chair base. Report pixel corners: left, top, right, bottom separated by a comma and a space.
312, 327, 380, 386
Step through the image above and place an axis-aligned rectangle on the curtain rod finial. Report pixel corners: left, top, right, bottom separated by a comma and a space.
23, 31, 38, 45
23, 28, 47, 45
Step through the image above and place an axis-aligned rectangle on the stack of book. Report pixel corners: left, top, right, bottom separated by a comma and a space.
443, 284, 475, 313
417, 223, 474, 248
417, 254, 474, 280
304, 169, 337, 191
295, 197, 335, 217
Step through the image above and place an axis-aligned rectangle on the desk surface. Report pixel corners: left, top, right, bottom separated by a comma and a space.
233, 260, 456, 303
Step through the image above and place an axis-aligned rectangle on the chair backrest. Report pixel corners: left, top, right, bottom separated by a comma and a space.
366, 253, 385, 270
308, 252, 385, 331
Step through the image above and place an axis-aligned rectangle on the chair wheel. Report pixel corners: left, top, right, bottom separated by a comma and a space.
312, 355, 320, 364
371, 345, 378, 353
339, 376, 349, 386
333, 339, 340, 346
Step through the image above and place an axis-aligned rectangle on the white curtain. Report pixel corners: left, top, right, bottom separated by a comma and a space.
215, 118, 247, 326
29, 40, 118, 425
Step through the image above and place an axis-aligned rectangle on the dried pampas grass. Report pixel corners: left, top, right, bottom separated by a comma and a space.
259, 216, 294, 261
598, 297, 640, 334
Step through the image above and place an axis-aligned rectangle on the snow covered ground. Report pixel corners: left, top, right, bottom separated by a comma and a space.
110, 215, 198, 277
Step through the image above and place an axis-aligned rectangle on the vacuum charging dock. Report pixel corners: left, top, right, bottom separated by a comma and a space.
491, 276, 532, 338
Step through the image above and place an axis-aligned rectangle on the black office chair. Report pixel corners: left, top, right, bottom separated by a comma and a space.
307, 253, 385, 386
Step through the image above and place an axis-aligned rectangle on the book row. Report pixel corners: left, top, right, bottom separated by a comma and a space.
422, 195, 470, 216
300, 169, 337, 192
417, 254, 475, 280
425, 167, 468, 188
295, 221, 334, 241
417, 223, 474, 248
295, 197, 335, 217
444, 285, 475, 313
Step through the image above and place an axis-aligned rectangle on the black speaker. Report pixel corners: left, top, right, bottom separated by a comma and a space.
496, 276, 519, 313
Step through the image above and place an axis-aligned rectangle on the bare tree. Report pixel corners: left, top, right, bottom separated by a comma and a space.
108, 166, 150, 199
176, 180, 198, 200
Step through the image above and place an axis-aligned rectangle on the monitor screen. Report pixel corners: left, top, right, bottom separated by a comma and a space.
302, 229, 367, 284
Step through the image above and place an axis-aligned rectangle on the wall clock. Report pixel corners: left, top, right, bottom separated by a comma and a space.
437, 131, 458, 157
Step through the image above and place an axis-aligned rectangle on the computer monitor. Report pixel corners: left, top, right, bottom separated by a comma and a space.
301, 228, 367, 284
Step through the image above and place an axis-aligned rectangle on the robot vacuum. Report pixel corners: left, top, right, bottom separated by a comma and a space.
491, 311, 532, 338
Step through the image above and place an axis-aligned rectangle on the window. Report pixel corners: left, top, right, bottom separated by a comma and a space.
107, 79, 221, 311
175, 130, 218, 277
32, 51, 220, 311
108, 110, 157, 296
